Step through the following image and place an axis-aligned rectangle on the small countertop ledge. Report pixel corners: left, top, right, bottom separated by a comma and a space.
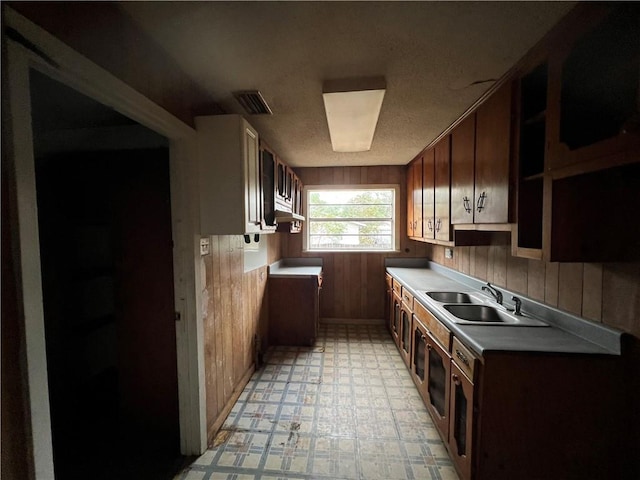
269, 258, 323, 278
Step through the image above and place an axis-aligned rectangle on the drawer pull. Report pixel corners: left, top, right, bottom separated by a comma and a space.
456, 349, 470, 367
452, 374, 461, 385
426, 343, 432, 351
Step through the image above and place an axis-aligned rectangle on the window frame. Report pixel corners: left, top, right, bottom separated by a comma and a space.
302, 184, 401, 253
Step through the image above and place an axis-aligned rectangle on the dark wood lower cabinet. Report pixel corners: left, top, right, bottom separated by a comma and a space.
388, 279, 627, 480
413, 316, 452, 441
425, 331, 451, 441
399, 302, 412, 368
449, 362, 474, 480
268, 274, 321, 346
385, 274, 394, 334
391, 292, 402, 348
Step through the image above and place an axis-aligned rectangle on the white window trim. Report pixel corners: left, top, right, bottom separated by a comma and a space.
303, 184, 401, 253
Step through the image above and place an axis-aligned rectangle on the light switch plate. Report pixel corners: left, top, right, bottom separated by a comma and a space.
200, 237, 210, 256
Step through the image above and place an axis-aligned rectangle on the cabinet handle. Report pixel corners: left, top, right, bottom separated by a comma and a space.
463, 196, 471, 214
452, 374, 461, 385
435, 218, 441, 232
426, 343, 432, 351
420, 334, 427, 343
477, 192, 487, 212
456, 349, 470, 367
427, 219, 433, 231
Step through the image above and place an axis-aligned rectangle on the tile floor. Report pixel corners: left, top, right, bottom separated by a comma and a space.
176, 323, 459, 480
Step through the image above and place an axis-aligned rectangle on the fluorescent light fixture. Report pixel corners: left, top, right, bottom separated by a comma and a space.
322, 77, 386, 153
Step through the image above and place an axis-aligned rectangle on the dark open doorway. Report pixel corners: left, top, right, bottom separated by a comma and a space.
31, 70, 185, 479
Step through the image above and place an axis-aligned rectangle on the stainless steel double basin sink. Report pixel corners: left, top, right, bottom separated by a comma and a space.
425, 291, 548, 327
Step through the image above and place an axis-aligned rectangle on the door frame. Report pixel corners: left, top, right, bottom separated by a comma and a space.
3, 7, 207, 478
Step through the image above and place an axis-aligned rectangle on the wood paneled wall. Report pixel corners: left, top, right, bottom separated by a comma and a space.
430, 244, 640, 338
281, 166, 431, 320
200, 234, 279, 444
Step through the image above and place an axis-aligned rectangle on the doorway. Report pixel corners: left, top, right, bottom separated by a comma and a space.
31, 70, 185, 479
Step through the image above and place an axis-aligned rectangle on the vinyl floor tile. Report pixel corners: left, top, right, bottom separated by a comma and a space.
175, 324, 458, 480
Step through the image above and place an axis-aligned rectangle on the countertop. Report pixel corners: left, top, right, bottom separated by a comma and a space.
386, 266, 622, 356
268, 258, 323, 278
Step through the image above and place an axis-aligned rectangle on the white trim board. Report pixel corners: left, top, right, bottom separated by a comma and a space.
4, 7, 207, 479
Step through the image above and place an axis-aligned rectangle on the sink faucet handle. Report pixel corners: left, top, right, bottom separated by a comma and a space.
482, 283, 503, 305
511, 296, 522, 316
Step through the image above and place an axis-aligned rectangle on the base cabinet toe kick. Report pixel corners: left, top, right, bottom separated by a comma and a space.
386, 272, 626, 480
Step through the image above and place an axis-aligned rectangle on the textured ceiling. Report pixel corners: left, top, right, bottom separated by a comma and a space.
120, 1, 575, 168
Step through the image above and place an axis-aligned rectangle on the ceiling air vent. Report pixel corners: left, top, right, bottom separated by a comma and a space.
233, 90, 273, 115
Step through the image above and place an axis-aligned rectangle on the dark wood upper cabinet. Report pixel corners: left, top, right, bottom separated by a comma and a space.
474, 81, 513, 224
412, 158, 423, 239
406, 3, 639, 260
512, 62, 547, 259
434, 135, 451, 241
407, 155, 425, 239
536, 3, 640, 178
406, 160, 415, 237
422, 148, 435, 240
551, 4, 640, 172
447, 82, 513, 229
451, 114, 476, 225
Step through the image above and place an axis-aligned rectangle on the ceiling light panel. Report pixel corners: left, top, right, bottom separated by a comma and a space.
322, 77, 386, 153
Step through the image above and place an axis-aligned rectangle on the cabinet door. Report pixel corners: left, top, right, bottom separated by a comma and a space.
386, 275, 394, 334
422, 148, 436, 239
449, 362, 474, 480
475, 81, 512, 223
244, 123, 262, 232
285, 166, 294, 201
434, 136, 451, 241
412, 159, 423, 238
400, 304, 412, 369
391, 292, 402, 348
551, 5, 640, 171
451, 114, 476, 224
260, 144, 277, 230
411, 318, 428, 399
406, 162, 415, 237
425, 332, 451, 440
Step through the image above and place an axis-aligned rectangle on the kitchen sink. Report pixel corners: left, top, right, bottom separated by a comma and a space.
426, 291, 474, 303
442, 303, 549, 327
443, 304, 506, 322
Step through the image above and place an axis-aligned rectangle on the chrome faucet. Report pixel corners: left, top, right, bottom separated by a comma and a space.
482, 283, 503, 305
511, 296, 522, 316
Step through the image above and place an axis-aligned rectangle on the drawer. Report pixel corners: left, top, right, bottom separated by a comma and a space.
414, 301, 451, 351
401, 288, 414, 311
452, 337, 478, 382
392, 279, 402, 296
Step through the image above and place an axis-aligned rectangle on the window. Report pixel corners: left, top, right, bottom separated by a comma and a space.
305, 185, 399, 252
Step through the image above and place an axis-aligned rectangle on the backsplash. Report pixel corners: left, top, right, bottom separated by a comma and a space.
430, 244, 640, 339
